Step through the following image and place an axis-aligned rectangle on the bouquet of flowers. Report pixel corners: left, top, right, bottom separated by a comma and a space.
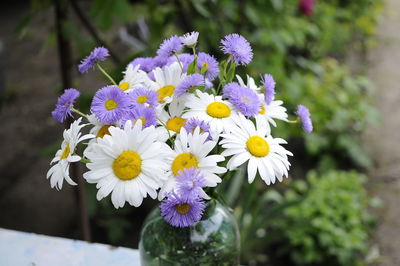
47, 32, 312, 231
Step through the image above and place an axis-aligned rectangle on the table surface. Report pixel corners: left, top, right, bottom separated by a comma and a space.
0, 228, 141, 266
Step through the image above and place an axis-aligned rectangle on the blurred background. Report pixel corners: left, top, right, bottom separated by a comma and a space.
1, 0, 399, 265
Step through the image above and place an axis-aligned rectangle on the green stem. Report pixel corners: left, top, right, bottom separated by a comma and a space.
192, 46, 197, 56
96, 63, 117, 85
80, 157, 91, 164
173, 53, 183, 72
287, 118, 299, 123
71, 107, 88, 118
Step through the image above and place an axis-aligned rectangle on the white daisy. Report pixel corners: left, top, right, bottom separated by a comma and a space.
47, 118, 94, 190
118, 64, 151, 93
220, 114, 292, 185
148, 62, 186, 104
257, 98, 289, 127
157, 99, 187, 141
180, 31, 199, 48
83, 120, 171, 208
87, 114, 114, 139
159, 127, 226, 199
236, 74, 260, 93
183, 90, 239, 135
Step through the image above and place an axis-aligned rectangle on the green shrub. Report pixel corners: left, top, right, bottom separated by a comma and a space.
270, 170, 374, 265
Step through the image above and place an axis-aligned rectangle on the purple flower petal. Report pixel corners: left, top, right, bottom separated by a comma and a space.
78, 47, 109, 73
220, 33, 253, 65
51, 88, 80, 123
297, 104, 313, 133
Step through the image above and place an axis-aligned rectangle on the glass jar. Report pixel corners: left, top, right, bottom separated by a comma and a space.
139, 199, 240, 266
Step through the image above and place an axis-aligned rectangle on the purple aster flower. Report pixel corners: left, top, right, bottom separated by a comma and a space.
262, 74, 276, 105
157, 36, 183, 59
297, 105, 313, 133
78, 47, 109, 73
160, 191, 205, 227
197, 52, 219, 81
175, 74, 204, 97
91, 85, 130, 124
183, 118, 212, 141
121, 105, 157, 128
223, 82, 260, 117
204, 78, 213, 89
51, 88, 80, 123
176, 167, 206, 200
167, 53, 194, 72
220, 33, 253, 66
129, 57, 155, 72
128, 88, 159, 107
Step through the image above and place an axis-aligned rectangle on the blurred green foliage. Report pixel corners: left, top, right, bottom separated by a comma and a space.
269, 170, 375, 266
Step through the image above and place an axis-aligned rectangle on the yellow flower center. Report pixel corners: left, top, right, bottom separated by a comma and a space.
157, 85, 175, 103
246, 136, 270, 157
206, 102, 231, 118
60, 144, 70, 160
136, 95, 148, 104
171, 153, 198, 176
259, 105, 266, 114
166, 117, 186, 133
119, 82, 130, 91
241, 96, 250, 104
105, 99, 118, 110
96, 125, 111, 138
202, 62, 209, 69
112, 151, 142, 180
135, 117, 146, 126
175, 203, 191, 214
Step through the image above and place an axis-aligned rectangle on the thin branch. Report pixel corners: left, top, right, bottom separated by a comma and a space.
69, 0, 120, 64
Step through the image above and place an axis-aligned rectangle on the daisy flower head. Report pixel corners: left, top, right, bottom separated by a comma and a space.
51, 88, 80, 123
87, 114, 115, 139
160, 191, 205, 227
78, 47, 109, 73
176, 167, 208, 200
122, 105, 157, 129
223, 82, 260, 117
83, 120, 171, 208
180, 31, 199, 48
183, 118, 212, 141
220, 33, 253, 66
184, 90, 239, 134
118, 64, 151, 93
157, 35, 183, 59
197, 52, 219, 81
297, 104, 313, 133
175, 74, 204, 97
262, 74, 276, 105
47, 118, 94, 190
148, 62, 186, 104
128, 87, 159, 108
157, 99, 186, 141
159, 127, 226, 199
167, 53, 194, 73
220, 114, 293, 185
91, 85, 130, 124
257, 99, 289, 128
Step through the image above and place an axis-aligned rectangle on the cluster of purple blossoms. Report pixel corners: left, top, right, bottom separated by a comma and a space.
52, 88, 80, 123
220, 33, 253, 66
223, 82, 260, 117
262, 73, 276, 105
78, 47, 109, 73
175, 74, 204, 97
183, 118, 213, 141
297, 105, 313, 133
160, 168, 207, 227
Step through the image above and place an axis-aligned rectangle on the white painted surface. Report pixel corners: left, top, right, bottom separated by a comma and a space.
0, 228, 141, 266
